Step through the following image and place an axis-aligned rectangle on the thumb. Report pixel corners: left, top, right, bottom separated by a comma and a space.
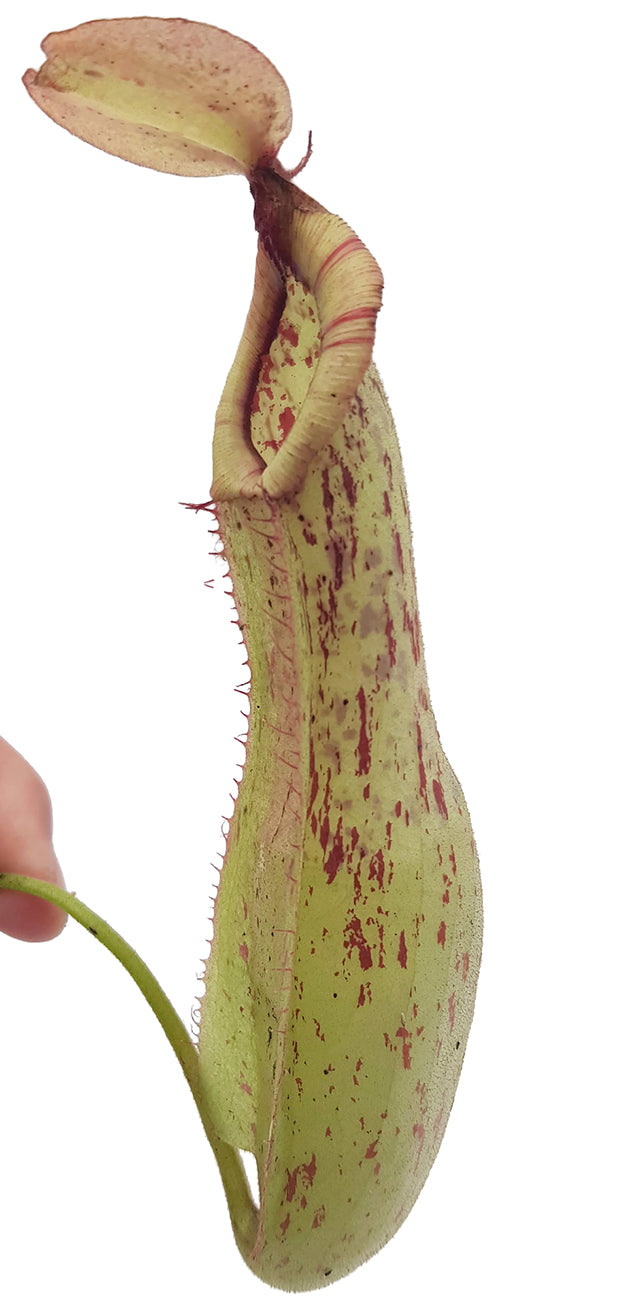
0, 737, 67, 941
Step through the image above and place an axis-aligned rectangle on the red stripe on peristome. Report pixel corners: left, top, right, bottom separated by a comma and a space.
320, 335, 376, 353
314, 236, 365, 289
321, 306, 378, 338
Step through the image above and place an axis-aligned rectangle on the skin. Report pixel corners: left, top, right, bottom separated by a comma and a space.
0, 737, 66, 941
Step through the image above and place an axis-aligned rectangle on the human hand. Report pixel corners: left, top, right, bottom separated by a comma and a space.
0, 736, 67, 940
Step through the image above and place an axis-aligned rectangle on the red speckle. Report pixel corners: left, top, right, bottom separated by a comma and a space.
364, 1140, 378, 1159
416, 722, 429, 809
239, 943, 249, 963
368, 848, 385, 891
321, 466, 334, 515
433, 779, 449, 820
345, 916, 373, 970
384, 604, 397, 667
437, 921, 447, 948
462, 952, 470, 982
396, 1025, 413, 1070
239, 1080, 252, 1095
284, 1154, 317, 1204
395, 800, 402, 817
311, 1205, 326, 1229
324, 816, 345, 884
325, 1126, 332, 1138
398, 930, 408, 968
383, 491, 392, 517
448, 993, 456, 1032
404, 603, 421, 665
340, 461, 358, 507
412, 1122, 426, 1172
307, 738, 319, 816
280, 1213, 290, 1237
356, 687, 371, 775
393, 530, 405, 573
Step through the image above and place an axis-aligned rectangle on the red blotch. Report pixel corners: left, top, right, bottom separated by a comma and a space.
239, 1080, 252, 1095
383, 490, 392, 517
280, 1213, 290, 1237
433, 779, 449, 819
345, 916, 373, 970
239, 942, 249, 963
462, 951, 470, 982
280, 320, 299, 348
303, 1154, 317, 1186
278, 407, 295, 441
356, 687, 371, 776
398, 930, 408, 968
311, 1205, 326, 1229
396, 1025, 413, 1070
364, 1140, 378, 1159
437, 921, 447, 948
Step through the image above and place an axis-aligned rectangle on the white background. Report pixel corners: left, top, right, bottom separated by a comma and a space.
1, 2, 628, 1304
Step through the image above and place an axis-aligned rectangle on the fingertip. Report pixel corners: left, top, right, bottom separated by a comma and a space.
0, 860, 68, 942
0, 737, 68, 942
0, 884, 67, 941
